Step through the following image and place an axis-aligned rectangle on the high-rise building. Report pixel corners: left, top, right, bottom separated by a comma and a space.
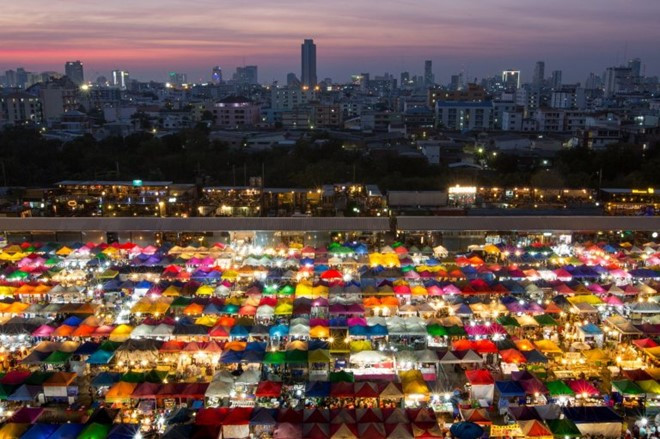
532, 61, 545, 87
15, 68, 28, 89
628, 58, 642, 78
111, 70, 130, 89
168, 72, 187, 87
550, 70, 562, 89
400, 72, 410, 87
65, 61, 84, 85
585, 73, 601, 90
4, 70, 17, 88
424, 60, 434, 86
233, 66, 258, 85
212, 66, 223, 84
301, 39, 317, 87
604, 66, 634, 96
286, 73, 300, 87
502, 70, 521, 90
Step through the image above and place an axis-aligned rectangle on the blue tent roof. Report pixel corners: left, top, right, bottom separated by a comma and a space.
135, 280, 153, 290
246, 341, 267, 352
495, 380, 526, 397
220, 350, 244, 364
108, 423, 140, 439
74, 341, 100, 356
230, 325, 250, 338
21, 423, 59, 439
449, 421, 484, 439
91, 372, 121, 388
87, 349, 115, 365
61, 316, 82, 326
49, 423, 84, 439
306, 381, 331, 397
308, 340, 329, 350
269, 324, 289, 338
7, 384, 41, 401
348, 325, 368, 336
562, 406, 623, 423
368, 324, 388, 337
242, 350, 264, 363
580, 323, 603, 335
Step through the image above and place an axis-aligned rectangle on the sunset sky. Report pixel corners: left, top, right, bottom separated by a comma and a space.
2, 0, 660, 83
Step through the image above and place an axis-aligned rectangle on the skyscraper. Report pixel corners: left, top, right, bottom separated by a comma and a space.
301, 39, 317, 87
550, 70, 562, 89
532, 61, 545, 87
65, 61, 84, 85
628, 58, 642, 78
212, 66, 223, 84
168, 72, 187, 87
233, 66, 258, 85
111, 70, 130, 89
424, 60, 434, 86
502, 70, 520, 90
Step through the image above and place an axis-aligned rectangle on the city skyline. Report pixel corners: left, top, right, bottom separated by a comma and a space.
2, 0, 660, 83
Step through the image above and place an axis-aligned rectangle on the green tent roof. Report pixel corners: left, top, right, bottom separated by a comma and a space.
120, 372, 146, 383
497, 315, 520, 327
329, 370, 355, 383
44, 350, 72, 364
446, 325, 467, 336
546, 380, 575, 396
279, 285, 295, 295
546, 418, 582, 438
263, 351, 286, 365
170, 297, 192, 307
144, 369, 169, 383
25, 371, 54, 385
99, 341, 121, 351
285, 349, 308, 364
263, 285, 278, 294
534, 314, 559, 326
427, 324, 448, 337
612, 379, 644, 396
78, 422, 110, 439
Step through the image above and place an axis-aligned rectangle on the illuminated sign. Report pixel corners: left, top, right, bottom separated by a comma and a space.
132, 180, 143, 187
448, 185, 477, 195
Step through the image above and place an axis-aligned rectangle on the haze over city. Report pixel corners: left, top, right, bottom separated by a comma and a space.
2, 0, 660, 82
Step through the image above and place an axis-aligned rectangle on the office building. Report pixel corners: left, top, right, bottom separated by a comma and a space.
532, 61, 545, 87
233, 66, 258, 85
301, 39, 317, 87
550, 70, 562, 89
628, 58, 642, 78
604, 66, 634, 96
0, 92, 42, 125
212, 66, 223, 84
502, 70, 520, 90
64, 61, 84, 85
286, 73, 300, 87
435, 101, 493, 131
111, 70, 130, 89
168, 72, 188, 87
213, 96, 261, 128
424, 60, 434, 86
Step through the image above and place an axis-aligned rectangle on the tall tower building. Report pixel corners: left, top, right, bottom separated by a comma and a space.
532, 61, 545, 87
212, 66, 223, 84
301, 39, 317, 87
628, 58, 642, 78
424, 60, 434, 86
65, 61, 84, 85
111, 70, 130, 89
550, 70, 562, 90
502, 70, 521, 90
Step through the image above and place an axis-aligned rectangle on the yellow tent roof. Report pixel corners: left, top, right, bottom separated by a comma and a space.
582, 348, 609, 362
483, 244, 501, 254
399, 370, 430, 396
310, 325, 330, 338
131, 300, 151, 313
105, 381, 138, 403
567, 294, 604, 306
637, 380, 660, 395
0, 423, 29, 439
162, 285, 181, 297
350, 340, 373, 353
308, 349, 330, 363
196, 285, 215, 295
109, 324, 133, 342
195, 315, 218, 327
55, 246, 73, 256
534, 339, 563, 354
221, 270, 238, 280
274, 302, 293, 315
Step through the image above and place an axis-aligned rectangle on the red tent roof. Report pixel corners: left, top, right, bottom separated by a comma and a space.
255, 381, 283, 398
